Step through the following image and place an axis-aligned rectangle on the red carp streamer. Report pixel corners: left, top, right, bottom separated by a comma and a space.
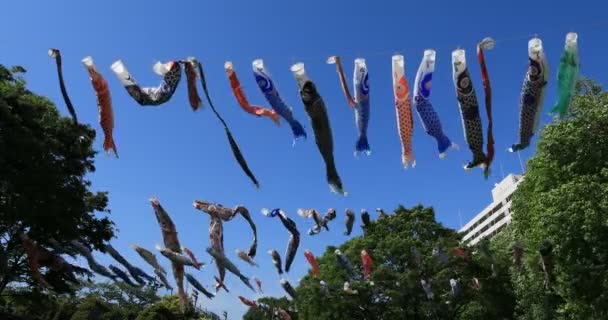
225, 61, 280, 124
184, 58, 202, 111
327, 56, 356, 107
477, 37, 496, 178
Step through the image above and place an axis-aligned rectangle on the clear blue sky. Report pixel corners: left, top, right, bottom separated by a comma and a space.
2, 0, 607, 317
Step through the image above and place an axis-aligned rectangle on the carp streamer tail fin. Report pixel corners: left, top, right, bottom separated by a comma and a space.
195, 59, 260, 188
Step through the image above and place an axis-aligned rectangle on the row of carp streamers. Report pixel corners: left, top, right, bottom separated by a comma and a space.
48, 33, 579, 194
20, 196, 552, 317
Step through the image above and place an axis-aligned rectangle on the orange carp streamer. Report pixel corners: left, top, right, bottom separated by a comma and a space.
225, 61, 280, 125
327, 56, 356, 107
392, 55, 415, 168
82, 56, 118, 157
184, 58, 202, 111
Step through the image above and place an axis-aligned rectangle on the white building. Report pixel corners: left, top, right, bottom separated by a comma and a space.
459, 174, 523, 245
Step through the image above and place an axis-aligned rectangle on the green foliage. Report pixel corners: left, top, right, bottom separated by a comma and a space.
70, 297, 111, 320
248, 205, 514, 319
0, 64, 115, 293
509, 79, 608, 319
243, 297, 294, 320
134, 296, 218, 320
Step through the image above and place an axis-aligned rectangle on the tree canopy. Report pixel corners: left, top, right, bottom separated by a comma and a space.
507, 79, 608, 319
0, 64, 115, 293
245, 205, 515, 320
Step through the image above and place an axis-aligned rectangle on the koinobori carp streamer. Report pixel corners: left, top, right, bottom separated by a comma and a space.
109, 264, 137, 287
304, 249, 320, 276
262, 209, 300, 273
392, 55, 415, 168
414, 50, 456, 158
185, 273, 215, 299
476, 37, 496, 178
48, 49, 78, 124
253, 59, 307, 143
104, 244, 153, 285
206, 247, 255, 292
22, 234, 80, 289
225, 61, 280, 124
551, 32, 579, 117
111, 59, 181, 106
269, 249, 283, 275
183, 60, 202, 111
131, 244, 166, 275
192, 58, 260, 188
193, 201, 258, 284
82, 56, 118, 157
344, 209, 355, 236
326, 56, 356, 107
327, 56, 371, 155
69, 240, 115, 281
149, 197, 187, 308
452, 49, 487, 171
361, 250, 372, 280
291, 62, 346, 195
510, 38, 549, 152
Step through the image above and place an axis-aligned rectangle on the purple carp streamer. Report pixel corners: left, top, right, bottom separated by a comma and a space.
111, 59, 181, 106
476, 38, 496, 178
262, 209, 300, 273
48, 49, 78, 124
452, 49, 487, 171
551, 32, 580, 117
193, 200, 258, 284
149, 197, 187, 309
510, 38, 549, 152
193, 59, 260, 188
414, 50, 456, 158
291, 63, 346, 195
253, 59, 307, 143
327, 56, 371, 155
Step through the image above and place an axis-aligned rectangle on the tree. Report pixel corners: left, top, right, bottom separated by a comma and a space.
243, 297, 294, 320
248, 205, 515, 319
0, 64, 115, 293
508, 79, 608, 319
134, 296, 218, 320
80, 282, 160, 318
69, 296, 112, 320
